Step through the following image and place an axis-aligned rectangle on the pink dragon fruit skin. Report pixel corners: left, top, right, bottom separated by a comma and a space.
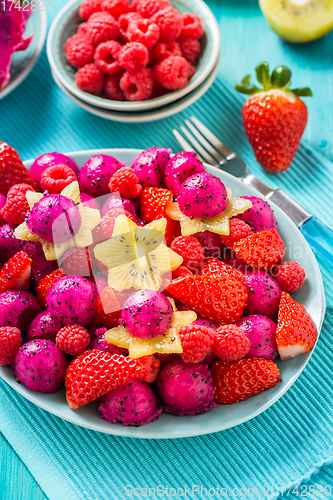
157, 360, 218, 416
13, 339, 67, 393
27, 311, 59, 342
236, 315, 278, 362
46, 275, 98, 327
243, 270, 282, 320
164, 151, 207, 195
99, 380, 162, 426
193, 316, 218, 330
237, 196, 278, 233
0, 194, 6, 226
29, 153, 79, 187
102, 196, 137, 217
80, 193, 101, 211
0, 3, 26, 89
177, 172, 228, 219
194, 231, 224, 258
121, 289, 173, 339
131, 147, 171, 188
89, 327, 129, 355
79, 155, 125, 197
0, 290, 41, 330
154, 353, 181, 368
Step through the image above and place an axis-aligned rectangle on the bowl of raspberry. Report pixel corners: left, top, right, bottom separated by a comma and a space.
47, 0, 220, 113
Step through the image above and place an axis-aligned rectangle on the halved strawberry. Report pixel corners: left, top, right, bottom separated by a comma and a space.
0, 251, 31, 293
0, 142, 37, 195
276, 291, 317, 360
211, 357, 281, 404
36, 268, 65, 309
233, 229, 285, 269
201, 258, 245, 282
139, 187, 173, 223
154, 213, 181, 246
166, 275, 248, 324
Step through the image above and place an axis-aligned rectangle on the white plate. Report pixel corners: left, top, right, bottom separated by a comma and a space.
0, 148, 325, 439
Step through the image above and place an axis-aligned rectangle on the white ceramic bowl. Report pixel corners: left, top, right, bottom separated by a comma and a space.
0, 148, 325, 439
47, 0, 220, 112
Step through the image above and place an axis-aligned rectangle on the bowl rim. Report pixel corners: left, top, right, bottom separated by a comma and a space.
0, 8, 48, 100
0, 148, 326, 439
46, 0, 221, 111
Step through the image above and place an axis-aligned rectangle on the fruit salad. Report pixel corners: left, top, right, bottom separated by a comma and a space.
63, 0, 204, 101
0, 142, 318, 427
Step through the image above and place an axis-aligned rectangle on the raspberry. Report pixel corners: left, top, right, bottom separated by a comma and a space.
75, 63, 105, 94
186, 62, 195, 79
86, 11, 120, 45
151, 6, 183, 42
36, 268, 66, 309
118, 12, 142, 42
77, 22, 89, 35
118, 42, 149, 71
40, 164, 78, 194
109, 167, 142, 198
213, 325, 250, 361
64, 34, 95, 69
150, 82, 168, 98
178, 35, 201, 65
127, 18, 160, 50
94, 40, 122, 75
154, 55, 188, 90
0, 326, 22, 366
62, 247, 94, 276
171, 265, 193, 279
100, 208, 137, 238
147, 47, 155, 66
180, 13, 203, 39
171, 236, 204, 271
101, 0, 131, 19
1, 183, 35, 225
135, 0, 171, 18
119, 67, 154, 101
154, 41, 181, 62
135, 354, 161, 383
56, 324, 90, 356
220, 218, 252, 249
273, 261, 306, 292
79, 0, 102, 20
103, 71, 125, 100
178, 324, 215, 364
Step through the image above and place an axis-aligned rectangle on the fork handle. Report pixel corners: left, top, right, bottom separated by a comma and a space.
300, 217, 333, 266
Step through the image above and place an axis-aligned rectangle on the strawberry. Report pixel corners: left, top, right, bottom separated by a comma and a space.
139, 187, 173, 223
201, 258, 245, 282
0, 251, 32, 293
178, 324, 215, 363
233, 229, 285, 270
154, 213, 181, 246
36, 268, 65, 309
166, 275, 248, 324
89, 286, 122, 329
276, 291, 317, 360
0, 142, 37, 195
236, 62, 312, 174
211, 357, 281, 404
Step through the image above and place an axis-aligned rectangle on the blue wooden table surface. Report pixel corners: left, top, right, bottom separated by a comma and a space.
1, 1, 333, 498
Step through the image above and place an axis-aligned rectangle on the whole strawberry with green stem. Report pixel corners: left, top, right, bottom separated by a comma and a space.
236, 62, 312, 174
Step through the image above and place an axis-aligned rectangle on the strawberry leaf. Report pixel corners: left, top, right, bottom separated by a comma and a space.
255, 61, 271, 89
290, 87, 313, 97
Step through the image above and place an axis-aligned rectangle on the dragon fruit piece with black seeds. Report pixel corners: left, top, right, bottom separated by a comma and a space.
164, 151, 207, 195
80, 193, 101, 211
46, 275, 98, 327
29, 153, 79, 187
177, 172, 228, 219
237, 196, 278, 233
99, 380, 162, 426
0, 290, 42, 330
157, 360, 218, 416
121, 289, 173, 339
243, 269, 282, 320
89, 327, 129, 355
13, 339, 67, 393
0, 194, 6, 226
27, 311, 59, 342
236, 315, 278, 362
101, 196, 137, 217
194, 230, 225, 258
131, 147, 172, 188
79, 155, 125, 197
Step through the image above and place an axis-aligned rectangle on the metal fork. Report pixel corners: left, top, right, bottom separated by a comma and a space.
173, 116, 333, 266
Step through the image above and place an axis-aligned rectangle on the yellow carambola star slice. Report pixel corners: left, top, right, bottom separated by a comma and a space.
14, 182, 101, 261
94, 215, 183, 292
105, 309, 197, 358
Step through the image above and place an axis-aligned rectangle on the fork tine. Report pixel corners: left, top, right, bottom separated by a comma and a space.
184, 119, 224, 163
190, 116, 236, 159
179, 125, 217, 165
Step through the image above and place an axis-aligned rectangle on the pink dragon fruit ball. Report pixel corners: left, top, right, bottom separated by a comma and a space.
194, 230, 224, 258
27, 311, 59, 341
99, 380, 162, 426
157, 360, 218, 416
131, 147, 172, 188
89, 327, 129, 355
164, 151, 207, 195
237, 196, 278, 233
80, 193, 101, 211
26, 194, 82, 243
177, 172, 228, 219
46, 276, 98, 327
236, 315, 278, 361
13, 339, 67, 393
192, 316, 218, 330
121, 289, 173, 339
0, 290, 42, 330
154, 352, 181, 368
29, 153, 79, 187
0, 194, 6, 226
243, 270, 282, 320
102, 196, 137, 217
78, 155, 125, 197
